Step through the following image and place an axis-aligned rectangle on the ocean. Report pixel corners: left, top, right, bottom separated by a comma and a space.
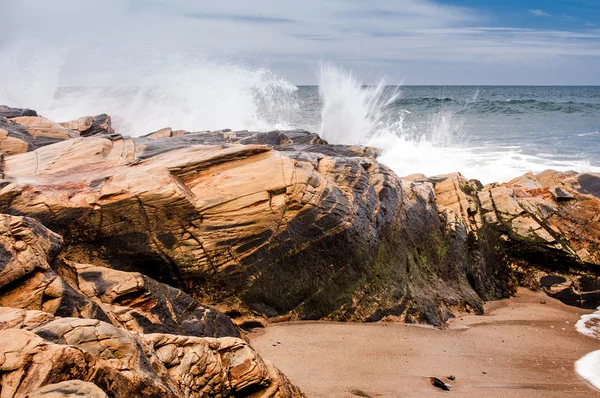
41, 66, 600, 185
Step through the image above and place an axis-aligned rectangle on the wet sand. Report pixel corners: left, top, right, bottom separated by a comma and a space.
249, 289, 600, 397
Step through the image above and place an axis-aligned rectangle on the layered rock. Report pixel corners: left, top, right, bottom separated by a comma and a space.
0, 130, 495, 325
0, 112, 598, 325
480, 171, 600, 307
0, 107, 598, 395
1, 110, 599, 320
0, 106, 114, 157
0, 314, 301, 397
0, 214, 302, 396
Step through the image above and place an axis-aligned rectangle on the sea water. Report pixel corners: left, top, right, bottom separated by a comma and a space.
1, 51, 598, 184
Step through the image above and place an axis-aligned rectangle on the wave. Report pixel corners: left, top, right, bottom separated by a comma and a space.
0, 41, 299, 136
319, 63, 399, 145
1, 39, 599, 183
392, 97, 600, 115
317, 66, 600, 183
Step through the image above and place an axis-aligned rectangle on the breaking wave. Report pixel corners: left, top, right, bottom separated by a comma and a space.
0, 41, 299, 136
316, 65, 600, 183
1, 39, 599, 184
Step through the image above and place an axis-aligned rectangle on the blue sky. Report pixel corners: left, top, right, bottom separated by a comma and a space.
2, 0, 600, 85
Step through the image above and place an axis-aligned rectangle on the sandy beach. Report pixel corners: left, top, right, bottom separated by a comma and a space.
250, 289, 600, 397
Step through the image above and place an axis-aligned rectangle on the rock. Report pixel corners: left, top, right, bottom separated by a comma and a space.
145, 127, 187, 139
0, 118, 35, 155
0, 312, 303, 397
0, 105, 37, 119
10, 116, 78, 147
0, 214, 109, 321
485, 170, 600, 267
0, 131, 493, 325
430, 376, 451, 391
60, 262, 240, 337
349, 389, 373, 397
27, 380, 108, 397
60, 114, 115, 137
0, 214, 304, 396
0, 115, 76, 156
1, 113, 599, 323
0, 213, 239, 337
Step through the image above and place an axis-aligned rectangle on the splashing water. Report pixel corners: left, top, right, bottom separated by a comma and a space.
1, 41, 598, 184
0, 41, 299, 136
319, 63, 399, 145
317, 65, 600, 183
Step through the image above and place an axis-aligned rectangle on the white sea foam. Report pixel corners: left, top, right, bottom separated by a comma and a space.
576, 307, 600, 339
0, 41, 299, 137
576, 350, 600, 391
319, 63, 399, 145
574, 307, 600, 391
317, 64, 600, 183
1, 39, 599, 183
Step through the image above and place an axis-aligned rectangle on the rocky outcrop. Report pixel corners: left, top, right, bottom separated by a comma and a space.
0, 107, 114, 157
0, 105, 37, 119
0, 112, 598, 325
0, 107, 598, 395
0, 214, 302, 396
0, 315, 301, 397
0, 130, 494, 325
480, 171, 600, 307
60, 114, 114, 137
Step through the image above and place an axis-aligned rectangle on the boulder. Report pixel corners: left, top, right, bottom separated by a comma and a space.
0, 312, 303, 397
0, 105, 37, 119
27, 380, 108, 398
0, 215, 303, 396
0, 130, 506, 325
60, 114, 114, 137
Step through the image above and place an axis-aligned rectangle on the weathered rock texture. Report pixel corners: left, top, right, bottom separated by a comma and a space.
0, 106, 114, 157
0, 112, 598, 327
0, 214, 303, 396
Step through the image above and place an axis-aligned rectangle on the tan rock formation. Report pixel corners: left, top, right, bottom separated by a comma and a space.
27, 380, 108, 398
0, 214, 304, 396
0, 131, 492, 324
60, 114, 114, 137
0, 111, 598, 325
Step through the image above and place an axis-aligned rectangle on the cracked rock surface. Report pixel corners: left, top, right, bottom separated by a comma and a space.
0, 212, 303, 397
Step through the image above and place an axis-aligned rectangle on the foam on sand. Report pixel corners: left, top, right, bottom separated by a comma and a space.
575, 350, 600, 391
575, 307, 600, 391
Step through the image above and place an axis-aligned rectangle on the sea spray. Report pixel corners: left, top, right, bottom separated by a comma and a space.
1, 40, 599, 183
50, 56, 300, 136
0, 41, 300, 136
0, 41, 65, 112
318, 63, 399, 145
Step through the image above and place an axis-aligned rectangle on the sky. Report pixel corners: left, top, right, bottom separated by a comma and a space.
2, 0, 600, 85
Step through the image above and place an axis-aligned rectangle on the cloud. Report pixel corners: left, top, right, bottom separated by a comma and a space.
185, 13, 295, 24
1, 0, 599, 85
529, 9, 552, 17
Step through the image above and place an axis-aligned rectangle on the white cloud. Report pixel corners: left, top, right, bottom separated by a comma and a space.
529, 9, 552, 17
1, 0, 599, 85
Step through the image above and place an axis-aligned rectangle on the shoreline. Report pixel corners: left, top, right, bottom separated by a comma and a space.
249, 288, 600, 397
